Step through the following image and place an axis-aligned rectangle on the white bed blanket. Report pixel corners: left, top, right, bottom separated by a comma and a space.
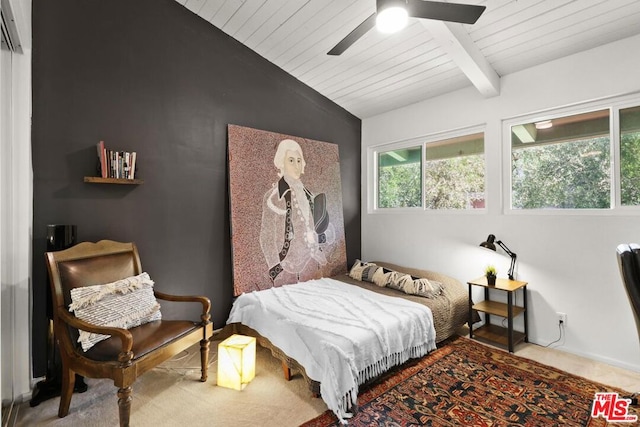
226, 277, 437, 423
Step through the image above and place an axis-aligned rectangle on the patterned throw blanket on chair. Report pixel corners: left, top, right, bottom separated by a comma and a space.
227, 277, 436, 424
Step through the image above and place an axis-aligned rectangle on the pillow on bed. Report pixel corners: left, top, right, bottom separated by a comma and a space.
348, 259, 380, 282
385, 271, 445, 299
351, 262, 445, 297
371, 267, 391, 287
68, 272, 162, 351
371, 267, 397, 287
405, 276, 444, 298
385, 271, 412, 291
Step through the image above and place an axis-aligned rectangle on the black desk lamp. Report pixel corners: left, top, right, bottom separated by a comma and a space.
480, 234, 517, 280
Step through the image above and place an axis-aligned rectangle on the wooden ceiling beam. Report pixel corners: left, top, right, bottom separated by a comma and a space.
421, 20, 500, 98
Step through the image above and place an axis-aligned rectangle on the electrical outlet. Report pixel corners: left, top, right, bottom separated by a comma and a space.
557, 312, 567, 325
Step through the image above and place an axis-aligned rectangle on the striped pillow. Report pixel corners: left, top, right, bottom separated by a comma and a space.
383, 270, 444, 299
348, 259, 380, 282
405, 276, 444, 298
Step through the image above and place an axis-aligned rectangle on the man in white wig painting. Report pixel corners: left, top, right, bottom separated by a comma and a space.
260, 139, 334, 285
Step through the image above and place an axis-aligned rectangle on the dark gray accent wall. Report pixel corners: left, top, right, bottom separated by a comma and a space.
31, 0, 361, 376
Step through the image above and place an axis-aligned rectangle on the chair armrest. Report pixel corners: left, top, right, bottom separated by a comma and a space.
154, 291, 211, 323
57, 309, 134, 354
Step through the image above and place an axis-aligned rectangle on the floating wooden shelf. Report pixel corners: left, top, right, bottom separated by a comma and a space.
84, 177, 144, 185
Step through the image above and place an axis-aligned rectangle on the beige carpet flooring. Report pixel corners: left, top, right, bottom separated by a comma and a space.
13, 332, 640, 427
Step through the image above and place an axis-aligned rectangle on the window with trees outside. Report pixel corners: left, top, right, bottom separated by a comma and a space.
376, 131, 485, 210
509, 101, 640, 210
377, 146, 422, 208
620, 105, 640, 206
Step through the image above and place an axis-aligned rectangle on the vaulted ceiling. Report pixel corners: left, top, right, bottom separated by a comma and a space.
175, 0, 640, 118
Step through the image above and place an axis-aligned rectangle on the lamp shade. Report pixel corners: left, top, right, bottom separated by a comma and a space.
479, 234, 497, 251
479, 234, 518, 280
217, 334, 256, 390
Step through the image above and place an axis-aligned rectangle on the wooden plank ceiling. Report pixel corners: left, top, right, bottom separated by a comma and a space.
175, 0, 640, 118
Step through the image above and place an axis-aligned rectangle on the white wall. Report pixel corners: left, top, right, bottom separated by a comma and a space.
362, 34, 640, 372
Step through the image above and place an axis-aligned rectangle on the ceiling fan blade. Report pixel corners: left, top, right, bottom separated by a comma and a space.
327, 13, 377, 56
407, 0, 486, 24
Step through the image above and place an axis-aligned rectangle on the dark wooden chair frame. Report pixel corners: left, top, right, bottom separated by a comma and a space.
45, 240, 213, 426
616, 243, 640, 406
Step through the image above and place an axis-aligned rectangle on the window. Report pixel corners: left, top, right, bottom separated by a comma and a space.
374, 130, 485, 210
508, 97, 640, 211
424, 132, 485, 209
620, 105, 640, 206
510, 110, 611, 209
377, 146, 422, 208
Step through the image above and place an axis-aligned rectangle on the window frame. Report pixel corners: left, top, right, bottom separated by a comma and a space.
369, 125, 487, 214
616, 103, 640, 209
502, 92, 640, 215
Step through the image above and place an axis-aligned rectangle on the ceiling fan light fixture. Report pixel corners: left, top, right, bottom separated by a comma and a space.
376, 6, 408, 34
328, 0, 485, 56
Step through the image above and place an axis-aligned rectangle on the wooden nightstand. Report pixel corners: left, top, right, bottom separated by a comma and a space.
467, 276, 528, 352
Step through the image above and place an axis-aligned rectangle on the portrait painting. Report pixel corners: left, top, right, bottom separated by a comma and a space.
227, 124, 348, 296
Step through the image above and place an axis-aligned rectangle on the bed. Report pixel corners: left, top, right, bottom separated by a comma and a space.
339, 261, 472, 344
224, 260, 473, 423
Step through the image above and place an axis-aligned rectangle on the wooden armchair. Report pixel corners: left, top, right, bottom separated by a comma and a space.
45, 240, 213, 426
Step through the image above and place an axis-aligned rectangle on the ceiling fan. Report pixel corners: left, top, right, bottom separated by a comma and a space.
328, 0, 486, 55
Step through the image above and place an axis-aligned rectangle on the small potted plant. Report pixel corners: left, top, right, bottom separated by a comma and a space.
485, 265, 497, 286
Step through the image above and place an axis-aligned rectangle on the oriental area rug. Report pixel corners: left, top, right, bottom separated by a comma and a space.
301, 336, 638, 427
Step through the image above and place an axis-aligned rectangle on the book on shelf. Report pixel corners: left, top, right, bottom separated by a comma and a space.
96, 141, 138, 180
96, 140, 107, 178
130, 152, 137, 179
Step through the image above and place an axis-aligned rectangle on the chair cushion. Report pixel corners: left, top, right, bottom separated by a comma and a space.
68, 273, 161, 351
83, 320, 200, 361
